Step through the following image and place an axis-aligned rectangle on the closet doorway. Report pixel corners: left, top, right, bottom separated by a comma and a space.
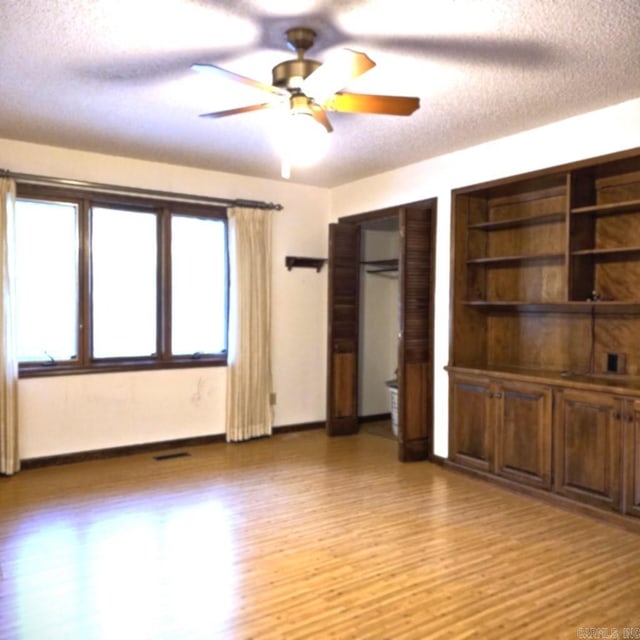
326, 200, 436, 461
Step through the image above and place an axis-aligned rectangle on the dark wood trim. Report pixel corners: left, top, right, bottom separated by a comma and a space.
338, 206, 399, 225
19, 357, 227, 378
159, 206, 172, 362
338, 198, 437, 225
358, 413, 392, 423
398, 438, 430, 462
429, 453, 447, 466
19, 422, 326, 470
444, 459, 640, 535
79, 196, 91, 367
273, 421, 326, 434
20, 434, 227, 469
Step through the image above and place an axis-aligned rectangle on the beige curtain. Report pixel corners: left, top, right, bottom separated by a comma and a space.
225, 207, 273, 442
0, 178, 19, 475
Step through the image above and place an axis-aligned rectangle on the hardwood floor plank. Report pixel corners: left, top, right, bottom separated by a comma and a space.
1, 429, 640, 639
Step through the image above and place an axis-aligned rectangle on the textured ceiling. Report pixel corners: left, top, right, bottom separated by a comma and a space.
1, 0, 639, 188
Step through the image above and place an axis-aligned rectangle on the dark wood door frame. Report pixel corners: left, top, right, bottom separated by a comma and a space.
328, 199, 437, 461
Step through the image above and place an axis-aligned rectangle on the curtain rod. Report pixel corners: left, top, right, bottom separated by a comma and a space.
0, 170, 284, 211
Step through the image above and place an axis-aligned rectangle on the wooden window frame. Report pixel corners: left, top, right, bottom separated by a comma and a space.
16, 184, 228, 378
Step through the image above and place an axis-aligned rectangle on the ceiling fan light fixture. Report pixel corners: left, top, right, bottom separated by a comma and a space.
273, 97, 330, 169
193, 25, 419, 179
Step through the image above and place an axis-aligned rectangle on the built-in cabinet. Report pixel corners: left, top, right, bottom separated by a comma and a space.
554, 389, 621, 511
624, 399, 640, 518
448, 148, 640, 523
496, 379, 552, 490
450, 374, 552, 488
450, 374, 494, 472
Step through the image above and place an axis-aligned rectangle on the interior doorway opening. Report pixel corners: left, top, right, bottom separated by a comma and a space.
359, 215, 400, 439
326, 200, 437, 461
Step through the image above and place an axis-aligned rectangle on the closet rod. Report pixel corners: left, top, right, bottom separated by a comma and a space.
0, 169, 284, 211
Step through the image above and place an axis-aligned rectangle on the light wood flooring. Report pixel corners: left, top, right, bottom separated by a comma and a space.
1, 428, 640, 639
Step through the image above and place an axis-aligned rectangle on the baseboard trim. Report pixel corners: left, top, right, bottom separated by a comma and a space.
443, 459, 640, 534
398, 437, 430, 462
273, 421, 325, 434
358, 413, 392, 423
21, 434, 226, 470
21, 421, 327, 470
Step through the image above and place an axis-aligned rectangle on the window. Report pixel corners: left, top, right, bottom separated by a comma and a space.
15, 186, 228, 375
91, 207, 158, 359
171, 215, 227, 356
15, 199, 79, 363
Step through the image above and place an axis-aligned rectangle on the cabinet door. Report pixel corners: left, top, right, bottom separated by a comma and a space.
623, 399, 640, 518
495, 381, 552, 489
449, 374, 494, 472
555, 390, 621, 510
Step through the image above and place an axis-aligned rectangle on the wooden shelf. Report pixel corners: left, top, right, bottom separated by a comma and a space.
468, 212, 565, 231
464, 300, 640, 314
452, 150, 640, 526
571, 246, 640, 258
571, 199, 640, 217
467, 252, 565, 265
285, 256, 326, 272
362, 258, 399, 276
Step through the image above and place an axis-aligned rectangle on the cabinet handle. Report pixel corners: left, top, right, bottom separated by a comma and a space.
614, 411, 621, 420
628, 414, 634, 423
494, 392, 502, 399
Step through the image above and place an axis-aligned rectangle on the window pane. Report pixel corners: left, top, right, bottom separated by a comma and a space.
171, 216, 227, 355
15, 199, 78, 362
92, 207, 157, 358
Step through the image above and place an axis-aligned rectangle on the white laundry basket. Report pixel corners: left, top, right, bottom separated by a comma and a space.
389, 385, 399, 438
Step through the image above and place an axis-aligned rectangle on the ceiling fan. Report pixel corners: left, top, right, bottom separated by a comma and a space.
191, 27, 420, 176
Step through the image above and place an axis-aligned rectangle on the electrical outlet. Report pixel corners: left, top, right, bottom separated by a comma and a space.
604, 352, 626, 374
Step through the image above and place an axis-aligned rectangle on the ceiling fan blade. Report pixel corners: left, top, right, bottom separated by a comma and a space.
191, 63, 288, 98
324, 92, 420, 116
302, 49, 375, 104
309, 104, 333, 133
199, 103, 274, 119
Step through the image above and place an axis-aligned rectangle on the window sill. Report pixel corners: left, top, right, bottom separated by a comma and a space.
19, 357, 227, 378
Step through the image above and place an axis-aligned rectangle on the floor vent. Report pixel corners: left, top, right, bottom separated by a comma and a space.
153, 451, 191, 461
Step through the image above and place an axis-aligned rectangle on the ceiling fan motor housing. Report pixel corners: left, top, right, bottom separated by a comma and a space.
272, 59, 321, 90
272, 27, 321, 91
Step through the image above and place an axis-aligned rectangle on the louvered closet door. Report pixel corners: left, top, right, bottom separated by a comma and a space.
326, 222, 360, 436
398, 206, 434, 461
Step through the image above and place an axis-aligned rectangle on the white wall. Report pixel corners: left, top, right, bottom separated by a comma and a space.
0, 139, 330, 458
331, 97, 640, 458
6, 96, 640, 460
359, 229, 399, 416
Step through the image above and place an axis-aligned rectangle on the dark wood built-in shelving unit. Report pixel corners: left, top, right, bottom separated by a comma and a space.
448, 147, 640, 526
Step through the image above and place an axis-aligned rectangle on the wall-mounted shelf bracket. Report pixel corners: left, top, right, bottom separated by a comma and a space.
285, 256, 327, 272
